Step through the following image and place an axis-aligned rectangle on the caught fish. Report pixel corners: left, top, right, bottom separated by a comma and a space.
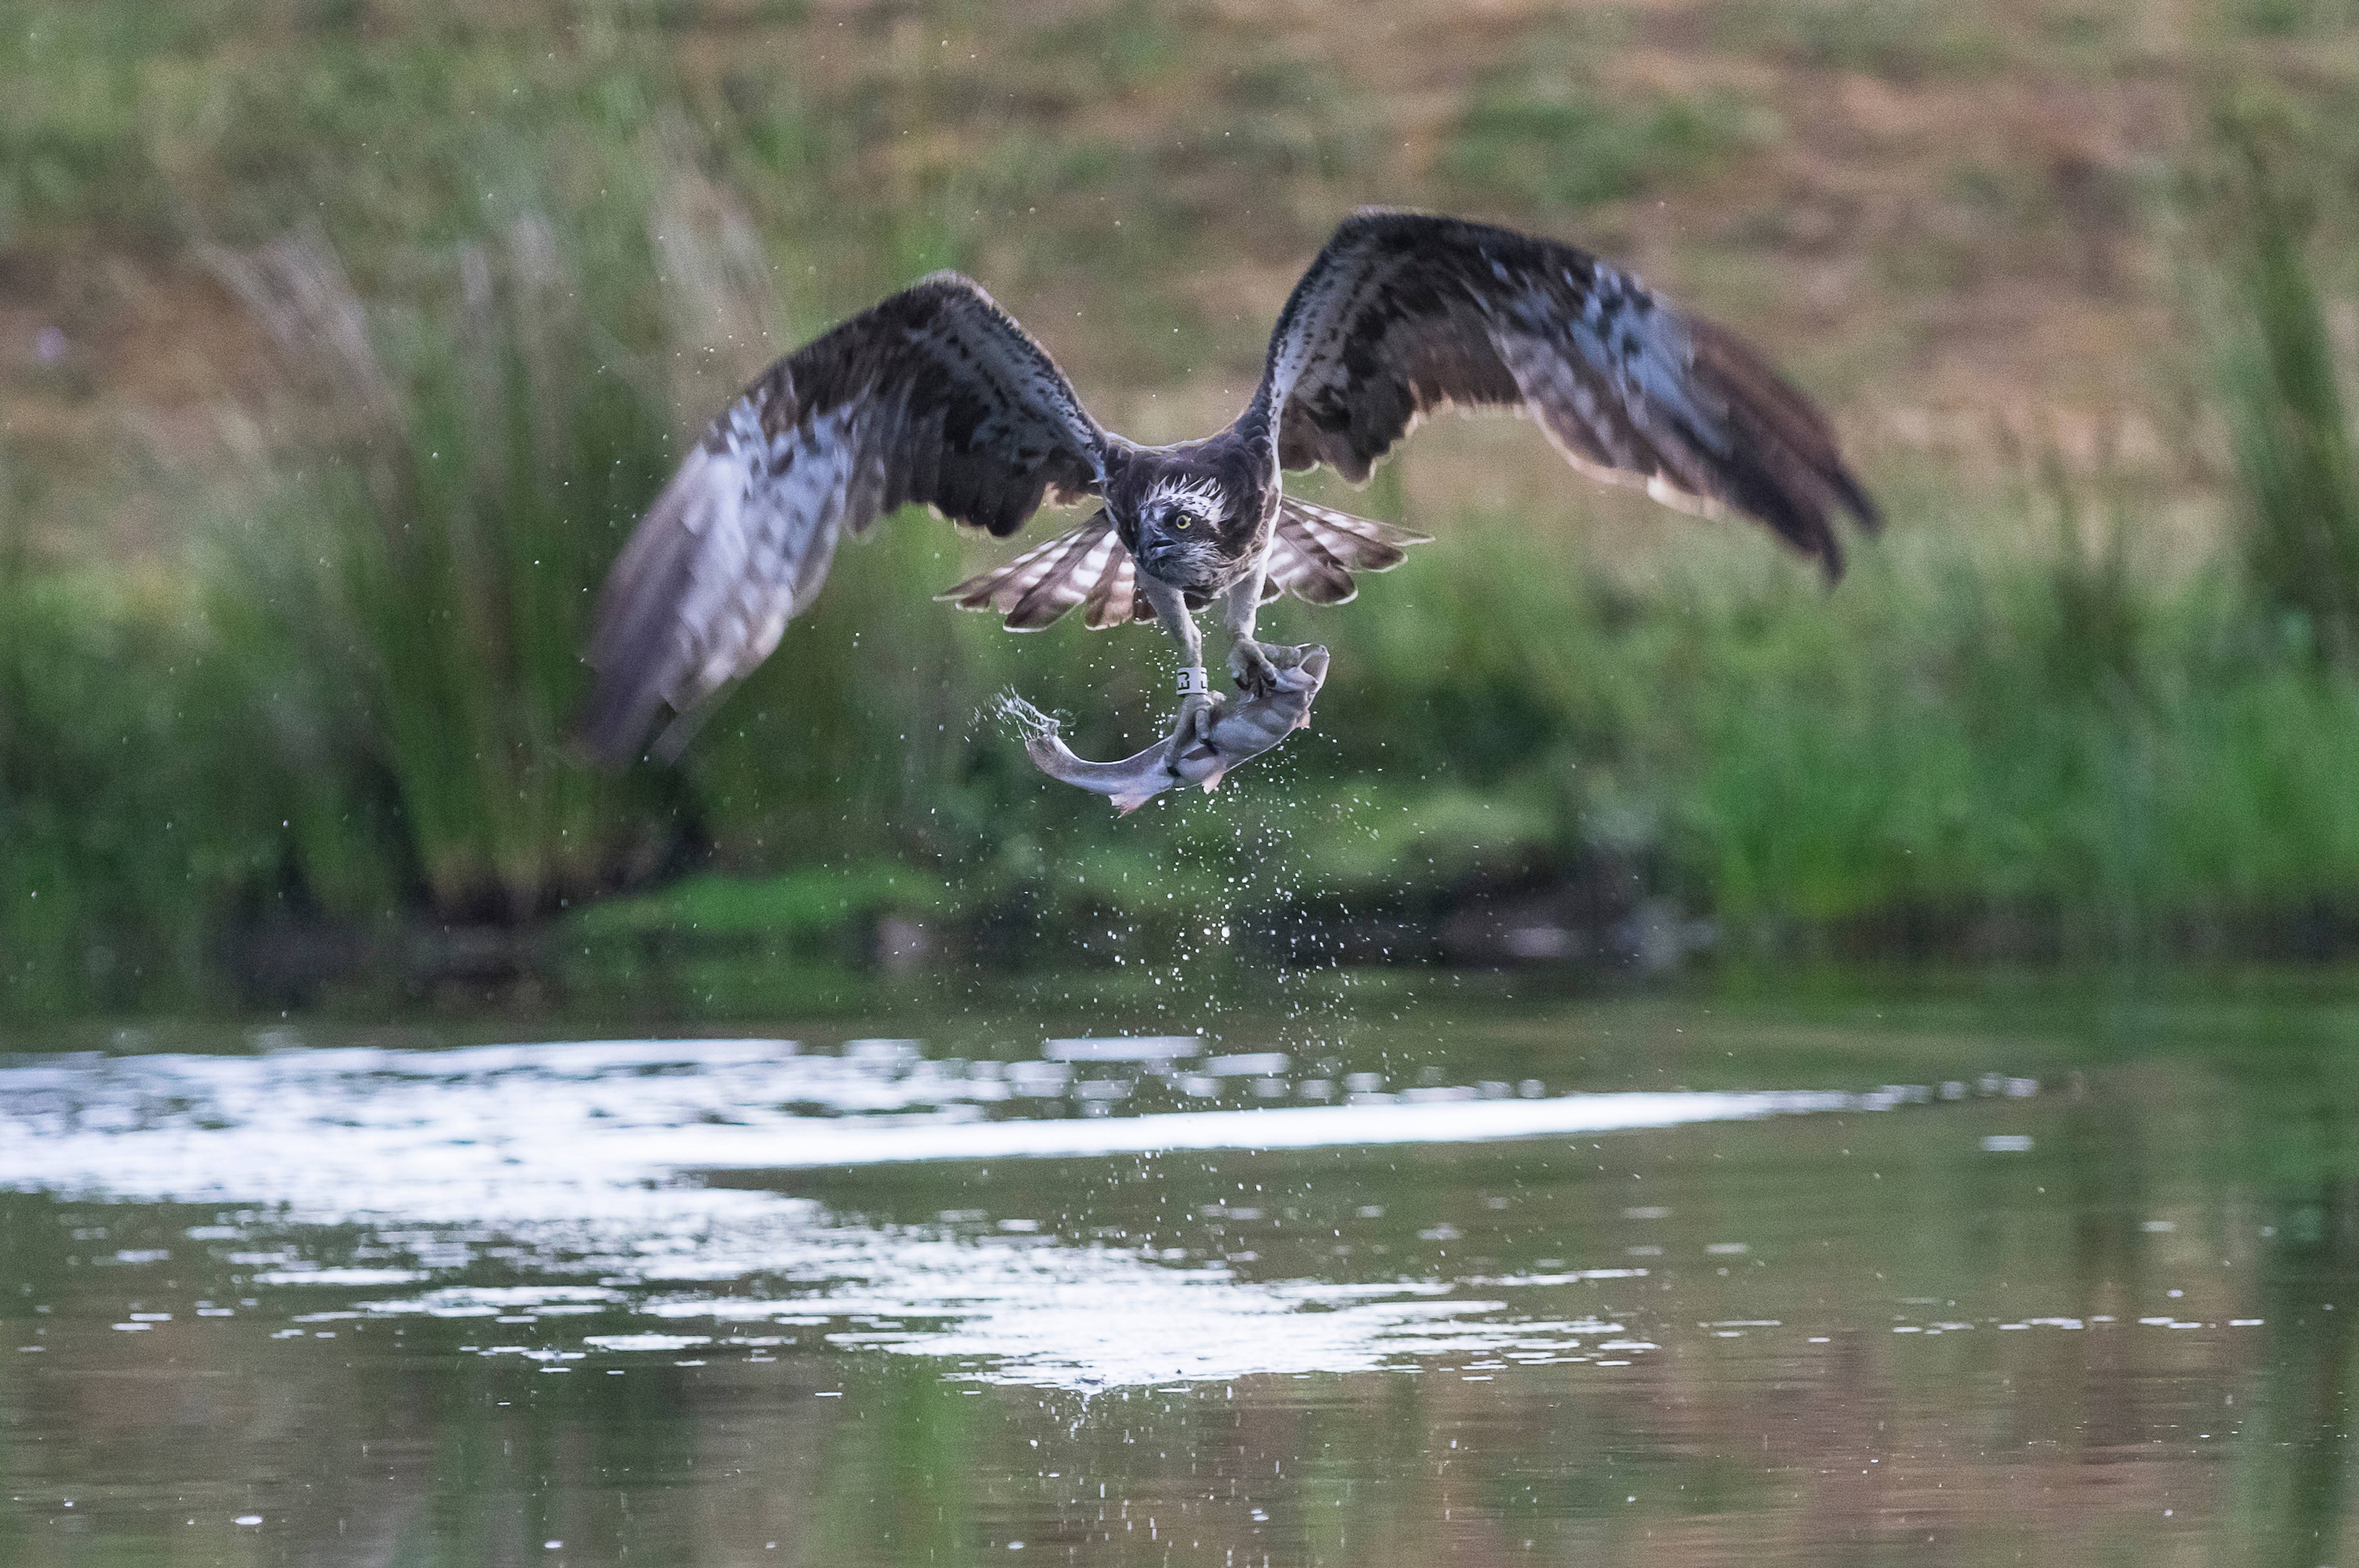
996, 645, 1329, 814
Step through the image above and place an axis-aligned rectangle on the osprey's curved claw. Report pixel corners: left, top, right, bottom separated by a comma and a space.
1228, 638, 1287, 702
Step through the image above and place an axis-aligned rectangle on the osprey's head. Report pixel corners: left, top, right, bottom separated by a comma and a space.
1121, 468, 1247, 593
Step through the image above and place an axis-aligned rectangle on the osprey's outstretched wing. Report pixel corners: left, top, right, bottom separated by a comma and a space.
1258, 211, 1879, 577
582, 274, 1107, 762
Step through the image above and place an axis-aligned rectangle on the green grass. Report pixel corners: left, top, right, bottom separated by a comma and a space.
0, 541, 277, 1011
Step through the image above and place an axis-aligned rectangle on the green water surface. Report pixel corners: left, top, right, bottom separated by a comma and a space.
4, 987, 2358, 1566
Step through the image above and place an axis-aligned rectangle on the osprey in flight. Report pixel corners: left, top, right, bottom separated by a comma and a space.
582, 211, 1879, 765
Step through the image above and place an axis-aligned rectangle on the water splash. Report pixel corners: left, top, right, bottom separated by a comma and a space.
990, 688, 1062, 744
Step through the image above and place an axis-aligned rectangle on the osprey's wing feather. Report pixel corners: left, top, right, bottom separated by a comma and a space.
1259, 211, 1879, 577
582, 273, 1107, 762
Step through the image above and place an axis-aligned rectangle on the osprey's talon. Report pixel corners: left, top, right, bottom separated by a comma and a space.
1228, 639, 1285, 700
1166, 692, 1221, 774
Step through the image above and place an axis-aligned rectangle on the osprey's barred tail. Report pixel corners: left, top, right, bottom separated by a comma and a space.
1260, 499, 1429, 605
939, 499, 1429, 633
937, 508, 1147, 630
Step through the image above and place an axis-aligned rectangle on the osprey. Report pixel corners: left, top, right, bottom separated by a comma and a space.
581, 211, 1879, 765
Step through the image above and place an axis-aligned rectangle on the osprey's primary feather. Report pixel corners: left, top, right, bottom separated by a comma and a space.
582, 211, 1878, 765
1257, 211, 1880, 577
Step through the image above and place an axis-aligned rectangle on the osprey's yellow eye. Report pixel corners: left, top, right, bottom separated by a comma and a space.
1173, 513, 1194, 530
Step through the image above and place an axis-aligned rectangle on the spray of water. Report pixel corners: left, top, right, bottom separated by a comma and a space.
990, 689, 1064, 744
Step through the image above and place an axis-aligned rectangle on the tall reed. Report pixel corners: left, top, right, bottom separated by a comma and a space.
215, 214, 690, 922
2209, 98, 2359, 667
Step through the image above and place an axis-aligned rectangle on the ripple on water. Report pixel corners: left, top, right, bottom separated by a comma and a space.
0, 1035, 1897, 1389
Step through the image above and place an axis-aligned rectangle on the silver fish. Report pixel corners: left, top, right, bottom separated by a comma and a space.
996, 645, 1330, 814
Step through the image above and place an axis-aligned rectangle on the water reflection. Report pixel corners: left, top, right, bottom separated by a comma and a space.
0, 1007, 2354, 1565
0, 1036, 1857, 1388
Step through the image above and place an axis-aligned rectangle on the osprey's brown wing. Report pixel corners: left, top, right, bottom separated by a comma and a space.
581, 273, 1107, 762
1258, 211, 1879, 577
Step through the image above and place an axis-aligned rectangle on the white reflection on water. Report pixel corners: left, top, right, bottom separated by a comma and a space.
0, 1037, 1871, 1388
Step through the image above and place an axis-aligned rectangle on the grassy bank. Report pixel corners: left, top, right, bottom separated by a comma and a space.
20, 471, 2359, 1011
5, 0, 2359, 1013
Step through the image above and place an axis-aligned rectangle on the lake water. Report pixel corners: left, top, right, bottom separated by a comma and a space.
4, 984, 2357, 1566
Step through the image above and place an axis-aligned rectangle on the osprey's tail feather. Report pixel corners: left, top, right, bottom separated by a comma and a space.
937, 509, 1156, 631
1262, 498, 1430, 606
937, 498, 1429, 633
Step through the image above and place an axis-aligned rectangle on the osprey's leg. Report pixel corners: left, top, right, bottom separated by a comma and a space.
1221, 561, 1284, 700
1138, 574, 1219, 762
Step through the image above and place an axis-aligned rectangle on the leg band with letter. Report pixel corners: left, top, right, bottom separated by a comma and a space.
1176, 666, 1210, 696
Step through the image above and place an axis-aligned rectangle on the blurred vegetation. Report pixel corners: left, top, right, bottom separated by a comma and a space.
208, 217, 684, 922
3, 0, 2359, 1014
2207, 93, 2359, 669
1443, 36, 1758, 215
1710, 0, 2011, 81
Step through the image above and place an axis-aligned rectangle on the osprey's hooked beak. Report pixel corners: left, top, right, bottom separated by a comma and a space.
1139, 538, 1188, 577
